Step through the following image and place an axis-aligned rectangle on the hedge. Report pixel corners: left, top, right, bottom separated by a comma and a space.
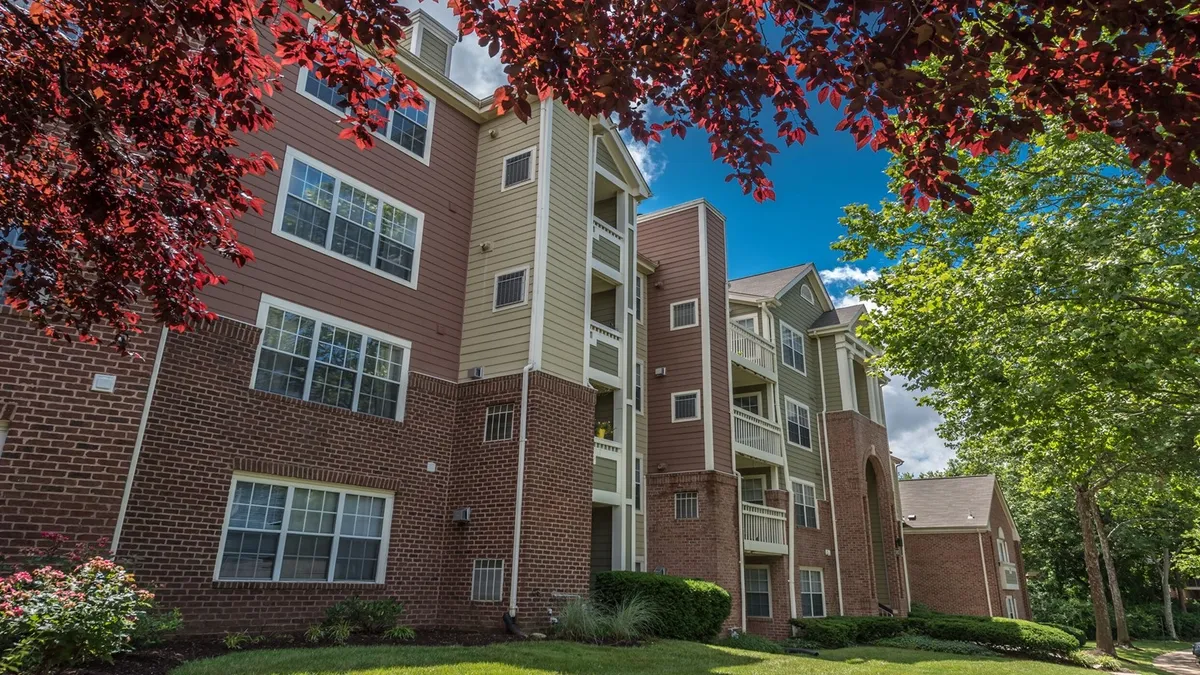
593, 571, 731, 641
789, 615, 1078, 657
1042, 623, 1087, 648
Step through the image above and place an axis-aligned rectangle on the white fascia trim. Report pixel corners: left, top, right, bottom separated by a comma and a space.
669, 299, 700, 330
637, 197, 727, 224
527, 100, 553, 366
580, 134, 597, 385
592, 489, 622, 506
271, 146, 426, 290
491, 265, 531, 312
698, 205, 714, 471
499, 145, 538, 192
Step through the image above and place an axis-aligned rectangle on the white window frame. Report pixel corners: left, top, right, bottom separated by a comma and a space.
800, 285, 815, 304
798, 567, 827, 618
792, 479, 819, 529
744, 565, 772, 618
997, 529, 1012, 564
635, 360, 645, 415
675, 491, 699, 520
779, 320, 807, 375
731, 313, 760, 334
295, 65, 436, 166
250, 294, 413, 422
784, 396, 814, 450
1005, 595, 1019, 619
212, 472, 395, 584
636, 273, 647, 324
271, 147, 425, 289
740, 475, 766, 505
492, 265, 530, 312
669, 299, 699, 330
671, 390, 701, 422
470, 559, 505, 602
732, 391, 763, 416
499, 146, 537, 191
635, 455, 644, 512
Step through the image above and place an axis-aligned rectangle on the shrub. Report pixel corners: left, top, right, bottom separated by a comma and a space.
0, 557, 156, 672
1042, 623, 1086, 648
1124, 605, 1164, 639
1068, 649, 1122, 671
918, 616, 1077, 657
848, 616, 909, 643
131, 608, 184, 649
324, 597, 406, 634
304, 625, 325, 644
384, 626, 416, 642
554, 596, 658, 643
1176, 611, 1200, 640
874, 635, 995, 656
719, 632, 784, 654
603, 595, 660, 642
593, 571, 730, 641
555, 598, 607, 642
790, 618, 859, 648
908, 603, 940, 619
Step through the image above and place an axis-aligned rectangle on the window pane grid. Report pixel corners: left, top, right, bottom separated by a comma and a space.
800, 569, 825, 617
745, 567, 771, 617
494, 270, 527, 309
794, 482, 818, 529
675, 491, 698, 519
782, 324, 805, 372
484, 404, 515, 442
304, 69, 430, 160
471, 559, 504, 602
733, 394, 760, 416
634, 362, 644, 413
503, 152, 532, 187
674, 392, 699, 421
671, 301, 697, 328
787, 400, 812, 448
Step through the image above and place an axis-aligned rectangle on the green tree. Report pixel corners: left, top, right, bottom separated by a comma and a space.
838, 121, 1200, 655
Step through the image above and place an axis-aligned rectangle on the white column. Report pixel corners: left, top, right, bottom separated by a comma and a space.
835, 336, 855, 412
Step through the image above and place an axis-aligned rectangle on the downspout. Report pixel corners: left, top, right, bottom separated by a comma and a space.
110, 326, 170, 555
507, 362, 536, 620
978, 531, 995, 617
817, 337, 845, 616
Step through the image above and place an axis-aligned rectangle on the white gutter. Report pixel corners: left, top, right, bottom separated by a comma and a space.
110, 327, 170, 554
508, 362, 536, 617
978, 532, 995, 617
817, 337, 845, 616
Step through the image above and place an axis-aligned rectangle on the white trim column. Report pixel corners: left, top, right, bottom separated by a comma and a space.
834, 335, 854, 412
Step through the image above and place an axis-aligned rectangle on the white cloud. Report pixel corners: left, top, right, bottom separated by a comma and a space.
820, 265, 880, 285
398, 2, 507, 98
621, 132, 667, 185
883, 375, 954, 476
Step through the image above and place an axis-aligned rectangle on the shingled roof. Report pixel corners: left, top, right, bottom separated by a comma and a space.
810, 305, 866, 329
728, 263, 814, 299
897, 475, 998, 530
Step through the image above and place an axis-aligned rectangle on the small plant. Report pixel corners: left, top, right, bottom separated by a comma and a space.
718, 632, 784, 654
1068, 648, 1122, 671
554, 595, 659, 643
131, 608, 184, 649
222, 631, 250, 650
304, 625, 325, 644
325, 620, 353, 645
595, 421, 613, 439
384, 625, 416, 641
324, 596, 406, 634
556, 598, 606, 642
603, 595, 659, 642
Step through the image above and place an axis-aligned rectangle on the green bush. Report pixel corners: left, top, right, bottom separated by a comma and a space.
1124, 605, 1164, 639
790, 618, 859, 648
908, 603, 939, 619
848, 616, 909, 643
918, 617, 1077, 656
324, 597, 406, 634
874, 635, 995, 656
593, 571, 730, 641
1042, 623, 1086, 648
1068, 649, 1122, 671
718, 632, 784, 654
554, 595, 659, 643
1176, 611, 1200, 640
130, 607, 184, 649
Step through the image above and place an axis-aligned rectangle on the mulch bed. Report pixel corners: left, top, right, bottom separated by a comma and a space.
61, 630, 523, 675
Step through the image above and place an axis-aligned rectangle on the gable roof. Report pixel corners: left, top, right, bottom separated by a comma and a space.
728, 264, 814, 298
897, 475, 998, 530
810, 305, 866, 330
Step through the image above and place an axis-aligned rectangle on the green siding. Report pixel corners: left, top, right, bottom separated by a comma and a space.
773, 274, 827, 499
820, 335, 843, 411
591, 506, 613, 579
636, 513, 645, 557
589, 341, 619, 376
596, 140, 619, 176
591, 290, 617, 327
593, 457, 618, 492
854, 359, 871, 414
594, 197, 618, 226
593, 235, 622, 270
867, 465, 891, 605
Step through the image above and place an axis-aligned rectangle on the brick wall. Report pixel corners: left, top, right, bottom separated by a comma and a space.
744, 488, 792, 639
794, 500, 841, 617
904, 531, 993, 617
645, 470, 741, 631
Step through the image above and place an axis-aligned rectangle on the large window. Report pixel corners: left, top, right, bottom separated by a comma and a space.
274, 148, 424, 287
299, 68, 434, 162
745, 566, 771, 618
471, 559, 505, 602
793, 480, 818, 528
997, 529, 1012, 563
785, 398, 813, 449
670, 299, 698, 330
253, 296, 412, 421
1005, 595, 1019, 619
216, 475, 392, 583
780, 321, 806, 374
799, 568, 825, 617
635, 274, 646, 323
740, 475, 765, 505
672, 391, 700, 422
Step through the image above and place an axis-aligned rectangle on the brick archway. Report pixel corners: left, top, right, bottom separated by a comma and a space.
864, 456, 893, 612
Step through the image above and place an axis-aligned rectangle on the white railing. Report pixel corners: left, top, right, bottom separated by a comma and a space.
732, 408, 783, 460
728, 321, 777, 379
1000, 562, 1021, 590
594, 436, 622, 457
742, 502, 787, 549
592, 216, 624, 244
589, 320, 623, 348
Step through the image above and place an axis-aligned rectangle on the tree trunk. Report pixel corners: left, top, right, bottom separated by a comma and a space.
1163, 550, 1178, 641
1092, 501, 1130, 646
1076, 485, 1115, 656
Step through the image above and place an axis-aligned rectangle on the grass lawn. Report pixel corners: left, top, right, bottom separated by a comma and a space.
1089, 640, 1195, 675
171, 640, 1099, 675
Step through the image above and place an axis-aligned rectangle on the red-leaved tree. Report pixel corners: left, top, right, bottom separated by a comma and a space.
1, 0, 1197, 345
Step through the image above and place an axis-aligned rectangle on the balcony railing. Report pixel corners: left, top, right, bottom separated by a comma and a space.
999, 562, 1021, 590
731, 407, 784, 463
742, 501, 788, 555
591, 217, 624, 280
594, 436, 622, 458
728, 321, 777, 380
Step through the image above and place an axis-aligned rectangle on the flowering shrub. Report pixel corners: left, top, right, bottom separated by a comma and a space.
1, 531, 113, 574
0, 557, 155, 672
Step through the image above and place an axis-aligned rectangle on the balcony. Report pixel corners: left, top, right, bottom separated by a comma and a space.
594, 436, 622, 459
742, 502, 788, 555
1000, 562, 1021, 590
731, 408, 785, 465
590, 217, 624, 283
729, 321, 777, 381
588, 320, 623, 389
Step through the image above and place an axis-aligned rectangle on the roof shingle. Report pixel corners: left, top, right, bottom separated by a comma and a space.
898, 475, 997, 530
728, 264, 813, 299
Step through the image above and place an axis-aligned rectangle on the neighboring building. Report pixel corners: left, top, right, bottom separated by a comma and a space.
898, 475, 1032, 620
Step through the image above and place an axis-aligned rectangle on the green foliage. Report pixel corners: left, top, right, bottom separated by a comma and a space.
593, 571, 730, 641
1067, 649, 1123, 671
554, 596, 659, 643
1175, 611, 1200, 640
555, 599, 606, 642
603, 595, 660, 642
130, 608, 184, 649
718, 632, 784, 654
790, 615, 1076, 657
1041, 623, 1086, 648
908, 603, 939, 619
384, 626, 416, 642
324, 621, 353, 645
323, 597, 406, 635
0, 557, 157, 672
789, 618, 860, 648
873, 635, 995, 656
304, 625, 325, 644
222, 631, 261, 650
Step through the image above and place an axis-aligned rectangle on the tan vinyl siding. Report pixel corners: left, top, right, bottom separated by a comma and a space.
775, 274, 827, 499
596, 140, 619, 176
540, 102, 591, 384
593, 457, 618, 492
636, 512, 645, 557
593, 236, 622, 270
820, 335, 843, 411
594, 197, 617, 225
590, 342, 619, 377
706, 206, 732, 474
417, 31, 450, 75
203, 65, 476, 381
590, 289, 616, 329
456, 107, 542, 380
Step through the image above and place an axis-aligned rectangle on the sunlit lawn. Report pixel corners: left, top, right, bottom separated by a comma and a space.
1087, 640, 1195, 675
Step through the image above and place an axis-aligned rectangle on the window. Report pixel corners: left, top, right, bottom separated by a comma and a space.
780, 321, 806, 374
740, 475, 765, 505
744, 566, 771, 618
493, 267, 528, 310
274, 149, 423, 287
2, 226, 25, 297
634, 361, 645, 414
216, 475, 392, 583
675, 491, 698, 520
800, 285, 815, 304
634, 456, 643, 512
997, 529, 1013, 563
732, 392, 761, 416
732, 314, 758, 333
253, 296, 412, 421
484, 404, 515, 441
0, 420, 7, 457
634, 559, 644, 572
501, 148, 535, 189
785, 398, 813, 449
670, 299, 698, 330
799, 568, 825, 617
299, 68, 434, 162
1004, 595, 1019, 619
635, 274, 646, 323
471, 559, 505, 602
793, 480, 818, 528
671, 391, 700, 422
